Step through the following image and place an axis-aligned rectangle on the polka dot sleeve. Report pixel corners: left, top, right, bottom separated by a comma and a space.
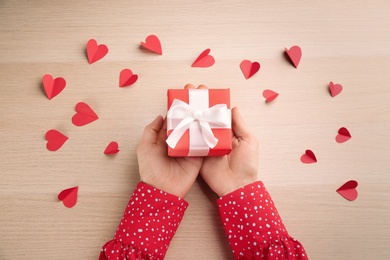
99, 182, 188, 260
218, 181, 308, 259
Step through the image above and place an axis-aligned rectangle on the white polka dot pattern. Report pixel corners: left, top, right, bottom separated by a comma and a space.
218, 181, 308, 259
99, 182, 188, 260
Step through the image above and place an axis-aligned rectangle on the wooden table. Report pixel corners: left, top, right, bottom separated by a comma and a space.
1, 1, 389, 259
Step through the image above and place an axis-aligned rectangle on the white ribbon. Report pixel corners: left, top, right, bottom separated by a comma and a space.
166, 99, 230, 149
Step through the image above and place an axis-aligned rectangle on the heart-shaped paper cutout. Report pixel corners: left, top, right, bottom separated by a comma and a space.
104, 141, 119, 154
140, 35, 162, 55
45, 129, 68, 151
192, 49, 215, 68
262, 89, 279, 103
300, 149, 317, 164
58, 187, 78, 208
336, 180, 358, 201
71, 102, 99, 126
285, 46, 302, 68
42, 74, 66, 100
240, 60, 260, 79
119, 69, 138, 87
329, 81, 343, 97
86, 39, 108, 64
336, 127, 351, 143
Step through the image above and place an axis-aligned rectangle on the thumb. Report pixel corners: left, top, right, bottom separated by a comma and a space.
231, 107, 251, 139
140, 115, 164, 145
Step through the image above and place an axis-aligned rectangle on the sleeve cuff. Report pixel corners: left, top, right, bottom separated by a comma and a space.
101, 182, 188, 259
217, 181, 307, 259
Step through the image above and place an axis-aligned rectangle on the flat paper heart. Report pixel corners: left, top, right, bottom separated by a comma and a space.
336, 127, 351, 143
240, 60, 260, 79
329, 81, 343, 97
140, 35, 162, 55
300, 149, 317, 164
71, 102, 99, 126
262, 89, 279, 102
119, 69, 138, 87
86, 39, 108, 64
285, 45, 302, 68
104, 141, 119, 154
336, 180, 358, 201
192, 49, 215, 67
58, 187, 78, 208
42, 74, 66, 100
45, 129, 68, 151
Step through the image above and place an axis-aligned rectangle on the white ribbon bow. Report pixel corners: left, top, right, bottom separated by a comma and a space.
166, 99, 230, 149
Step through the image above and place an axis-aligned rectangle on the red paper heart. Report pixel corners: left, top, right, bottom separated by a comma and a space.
300, 149, 317, 164
336, 180, 358, 201
140, 35, 162, 55
45, 129, 68, 151
119, 69, 138, 87
285, 45, 302, 68
240, 60, 260, 79
58, 186, 78, 208
336, 127, 351, 143
329, 81, 343, 97
86, 39, 108, 64
192, 49, 215, 67
42, 74, 66, 100
71, 102, 99, 126
104, 141, 119, 154
262, 89, 279, 103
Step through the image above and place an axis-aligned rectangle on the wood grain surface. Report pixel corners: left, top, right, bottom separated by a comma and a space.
1, 1, 389, 259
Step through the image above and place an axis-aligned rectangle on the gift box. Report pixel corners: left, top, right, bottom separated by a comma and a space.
166, 88, 232, 157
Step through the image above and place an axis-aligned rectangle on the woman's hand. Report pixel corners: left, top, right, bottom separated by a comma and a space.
136, 85, 204, 198
197, 86, 260, 197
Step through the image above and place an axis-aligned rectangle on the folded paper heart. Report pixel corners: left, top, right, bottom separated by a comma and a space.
140, 35, 162, 55
45, 129, 68, 151
71, 102, 99, 126
192, 48, 215, 68
119, 69, 138, 87
300, 149, 317, 164
42, 74, 66, 100
262, 89, 279, 102
329, 81, 343, 97
336, 180, 358, 201
58, 186, 78, 208
104, 141, 119, 154
336, 127, 351, 143
86, 39, 108, 64
285, 45, 302, 68
240, 60, 260, 79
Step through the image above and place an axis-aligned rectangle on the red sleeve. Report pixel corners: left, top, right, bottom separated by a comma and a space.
217, 181, 308, 260
99, 182, 188, 260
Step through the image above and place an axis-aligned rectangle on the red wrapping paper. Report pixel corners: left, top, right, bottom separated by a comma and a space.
167, 89, 232, 157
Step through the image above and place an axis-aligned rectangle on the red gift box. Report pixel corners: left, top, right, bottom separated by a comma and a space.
166, 88, 232, 157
